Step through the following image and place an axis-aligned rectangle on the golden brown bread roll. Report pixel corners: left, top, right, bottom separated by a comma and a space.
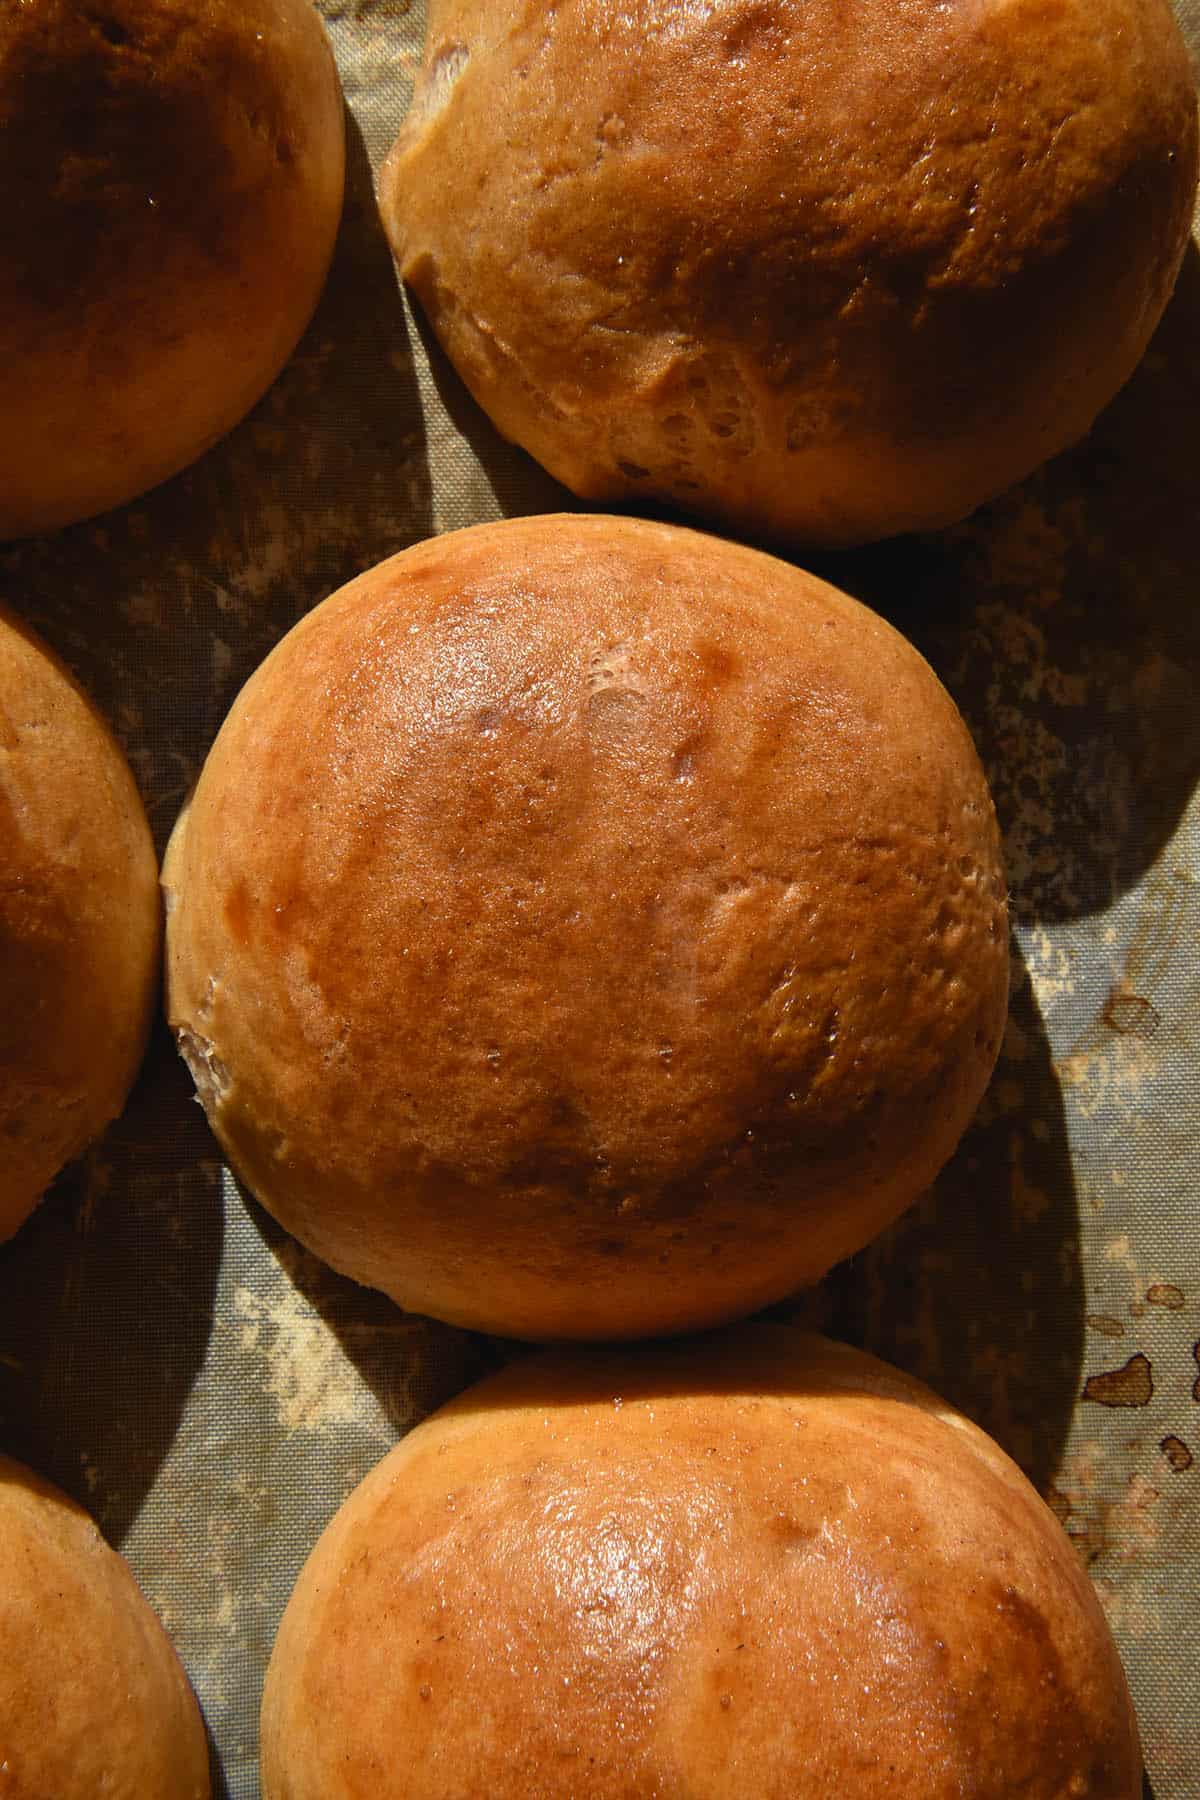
164, 514, 1007, 1339
380, 0, 1198, 548
261, 1328, 1141, 1798
0, 0, 344, 540
1, 609, 159, 1242
0, 1455, 210, 1798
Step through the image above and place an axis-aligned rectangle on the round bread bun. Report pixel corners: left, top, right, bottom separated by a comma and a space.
0, 0, 344, 541
0, 1455, 210, 1798
164, 514, 1007, 1340
380, 0, 1197, 548
1, 609, 160, 1242
261, 1327, 1140, 1798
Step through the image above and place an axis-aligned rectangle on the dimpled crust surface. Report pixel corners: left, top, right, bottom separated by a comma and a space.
380, 0, 1197, 548
261, 1328, 1141, 1799
164, 515, 1007, 1339
0, 1456, 210, 1799
0, 0, 344, 539
0, 611, 159, 1241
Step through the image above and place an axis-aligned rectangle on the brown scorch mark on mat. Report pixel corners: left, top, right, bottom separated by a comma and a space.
1145, 1283, 1185, 1310
1082, 1353, 1153, 1408
1102, 990, 1161, 1037
1086, 1314, 1126, 1339
1160, 1436, 1193, 1472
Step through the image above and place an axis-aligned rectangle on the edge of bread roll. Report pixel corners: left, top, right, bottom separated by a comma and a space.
261, 1326, 1140, 1799
164, 513, 1008, 1339
0, 0, 346, 539
1, 608, 160, 1240
0, 1454, 211, 1798
380, 0, 1198, 546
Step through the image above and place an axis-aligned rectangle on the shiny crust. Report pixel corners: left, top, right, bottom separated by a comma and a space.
380, 0, 1198, 547
0, 1455, 210, 1798
0, 610, 160, 1241
261, 1327, 1140, 1799
164, 514, 1008, 1339
0, 0, 345, 539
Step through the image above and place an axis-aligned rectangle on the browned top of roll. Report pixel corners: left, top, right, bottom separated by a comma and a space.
261, 1328, 1140, 1799
0, 1454, 210, 1798
0, 0, 344, 536
382, 0, 1197, 544
165, 514, 1007, 1339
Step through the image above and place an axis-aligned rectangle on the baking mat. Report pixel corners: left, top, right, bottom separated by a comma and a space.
1, 3, 1198, 1793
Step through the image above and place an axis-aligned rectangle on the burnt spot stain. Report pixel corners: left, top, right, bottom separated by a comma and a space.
992, 1582, 1055, 1643
1086, 1313, 1126, 1339
1081, 1353, 1153, 1408
693, 639, 742, 688
1161, 1436, 1193, 1473
223, 879, 252, 947
1193, 1340, 1200, 1404
983, 1583, 1115, 1787
1145, 1283, 1185, 1311
1102, 989, 1160, 1038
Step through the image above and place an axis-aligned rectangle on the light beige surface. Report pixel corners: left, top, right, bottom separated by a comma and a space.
0, 609, 159, 1241
262, 1327, 1141, 1799
381, 0, 1197, 547
0, 0, 346, 539
0, 1454, 211, 1799
163, 514, 1008, 1339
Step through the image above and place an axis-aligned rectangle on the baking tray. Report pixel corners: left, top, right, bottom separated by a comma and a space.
1, 2, 1198, 1793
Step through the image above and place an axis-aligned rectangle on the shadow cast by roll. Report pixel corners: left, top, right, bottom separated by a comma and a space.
0, 108, 434, 856
408, 298, 581, 522
775, 938, 1084, 1499
780, 254, 1200, 1525
814, 241, 1200, 929
241, 1187, 512, 1437
0, 1019, 224, 1547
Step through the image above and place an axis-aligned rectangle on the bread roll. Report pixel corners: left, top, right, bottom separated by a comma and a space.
0, 1455, 210, 1798
164, 514, 1007, 1339
380, 0, 1197, 547
261, 1327, 1141, 1798
1, 610, 160, 1241
0, 0, 344, 540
